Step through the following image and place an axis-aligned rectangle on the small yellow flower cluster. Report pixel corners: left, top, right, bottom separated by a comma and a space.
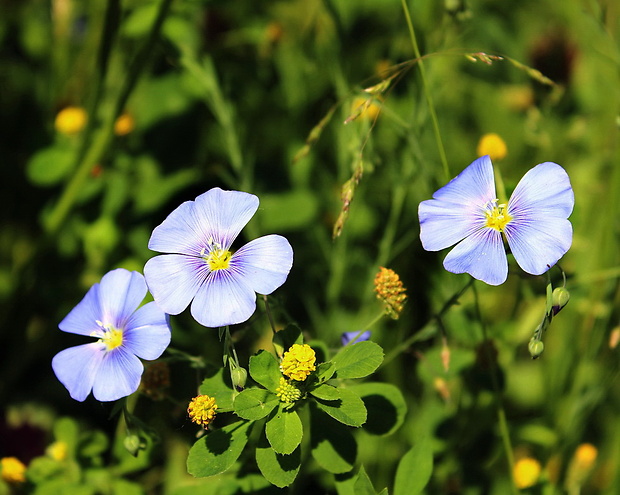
114, 113, 135, 136
275, 377, 302, 403
513, 457, 542, 489
476, 133, 507, 161
46, 441, 68, 461
374, 267, 407, 319
187, 395, 218, 429
280, 344, 316, 381
1, 456, 26, 484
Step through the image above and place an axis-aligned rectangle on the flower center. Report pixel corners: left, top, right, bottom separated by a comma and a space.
205, 248, 232, 271
94, 321, 124, 351
484, 200, 512, 232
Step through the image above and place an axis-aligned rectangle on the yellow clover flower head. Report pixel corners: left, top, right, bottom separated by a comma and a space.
477, 133, 507, 161
55, 106, 88, 135
374, 267, 407, 319
276, 377, 302, 403
513, 457, 542, 489
46, 441, 68, 461
1, 456, 26, 484
280, 344, 316, 381
187, 395, 217, 429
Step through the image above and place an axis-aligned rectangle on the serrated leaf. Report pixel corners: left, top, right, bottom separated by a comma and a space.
393, 436, 433, 495
315, 388, 367, 427
310, 405, 356, 474
332, 341, 384, 379
256, 429, 301, 487
187, 420, 252, 478
249, 350, 281, 392
265, 408, 303, 455
310, 383, 340, 401
233, 388, 279, 421
349, 382, 407, 436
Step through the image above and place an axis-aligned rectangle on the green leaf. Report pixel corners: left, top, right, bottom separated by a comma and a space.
310, 383, 340, 401
315, 388, 367, 427
256, 429, 301, 487
259, 190, 319, 231
272, 324, 303, 357
354, 465, 378, 495
314, 361, 336, 383
199, 368, 236, 412
265, 408, 303, 455
393, 436, 433, 495
233, 388, 278, 421
349, 382, 408, 436
332, 341, 384, 379
249, 350, 281, 393
187, 420, 252, 478
310, 405, 356, 474
26, 145, 75, 186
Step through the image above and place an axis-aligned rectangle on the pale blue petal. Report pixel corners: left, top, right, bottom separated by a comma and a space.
52, 343, 105, 402
341, 331, 371, 346
419, 156, 496, 251
443, 227, 508, 285
193, 188, 259, 249
505, 218, 573, 275
98, 269, 146, 329
190, 270, 256, 327
144, 254, 208, 315
148, 200, 206, 256
58, 284, 102, 336
229, 235, 293, 295
92, 348, 143, 402
507, 162, 574, 221
124, 302, 171, 360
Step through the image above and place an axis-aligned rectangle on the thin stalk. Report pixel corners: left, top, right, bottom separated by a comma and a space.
45, 0, 174, 235
400, 0, 450, 181
472, 282, 518, 495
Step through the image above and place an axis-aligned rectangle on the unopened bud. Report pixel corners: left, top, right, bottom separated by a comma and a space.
551, 287, 570, 315
528, 339, 545, 359
231, 366, 247, 390
124, 434, 145, 457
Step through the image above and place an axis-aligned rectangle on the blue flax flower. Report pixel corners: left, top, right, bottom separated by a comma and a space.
341, 330, 371, 346
52, 269, 171, 402
418, 156, 574, 285
144, 188, 294, 328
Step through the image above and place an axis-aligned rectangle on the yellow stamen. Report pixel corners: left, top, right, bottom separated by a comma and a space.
484, 200, 512, 232
100, 327, 123, 351
204, 248, 232, 271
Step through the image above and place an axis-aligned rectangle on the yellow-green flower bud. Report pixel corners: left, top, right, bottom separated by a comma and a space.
231, 366, 248, 390
551, 287, 570, 315
528, 339, 545, 359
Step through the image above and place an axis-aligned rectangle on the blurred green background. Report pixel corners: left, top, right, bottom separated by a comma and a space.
1, 0, 618, 493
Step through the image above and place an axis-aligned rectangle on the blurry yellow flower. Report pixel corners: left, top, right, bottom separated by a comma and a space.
187, 395, 217, 429
46, 441, 68, 461
476, 133, 507, 161
1, 457, 26, 484
609, 326, 620, 349
565, 443, 598, 490
114, 113, 135, 136
280, 344, 316, 381
374, 267, 407, 319
513, 457, 542, 489
55, 106, 87, 135
276, 377, 302, 403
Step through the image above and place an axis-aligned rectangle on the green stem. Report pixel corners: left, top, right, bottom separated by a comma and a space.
262, 294, 277, 335
472, 282, 518, 494
400, 0, 450, 181
45, 0, 174, 235
381, 278, 474, 368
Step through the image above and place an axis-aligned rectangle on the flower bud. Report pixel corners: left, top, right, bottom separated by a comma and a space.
123, 434, 145, 457
231, 366, 248, 390
551, 287, 570, 315
528, 339, 545, 359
